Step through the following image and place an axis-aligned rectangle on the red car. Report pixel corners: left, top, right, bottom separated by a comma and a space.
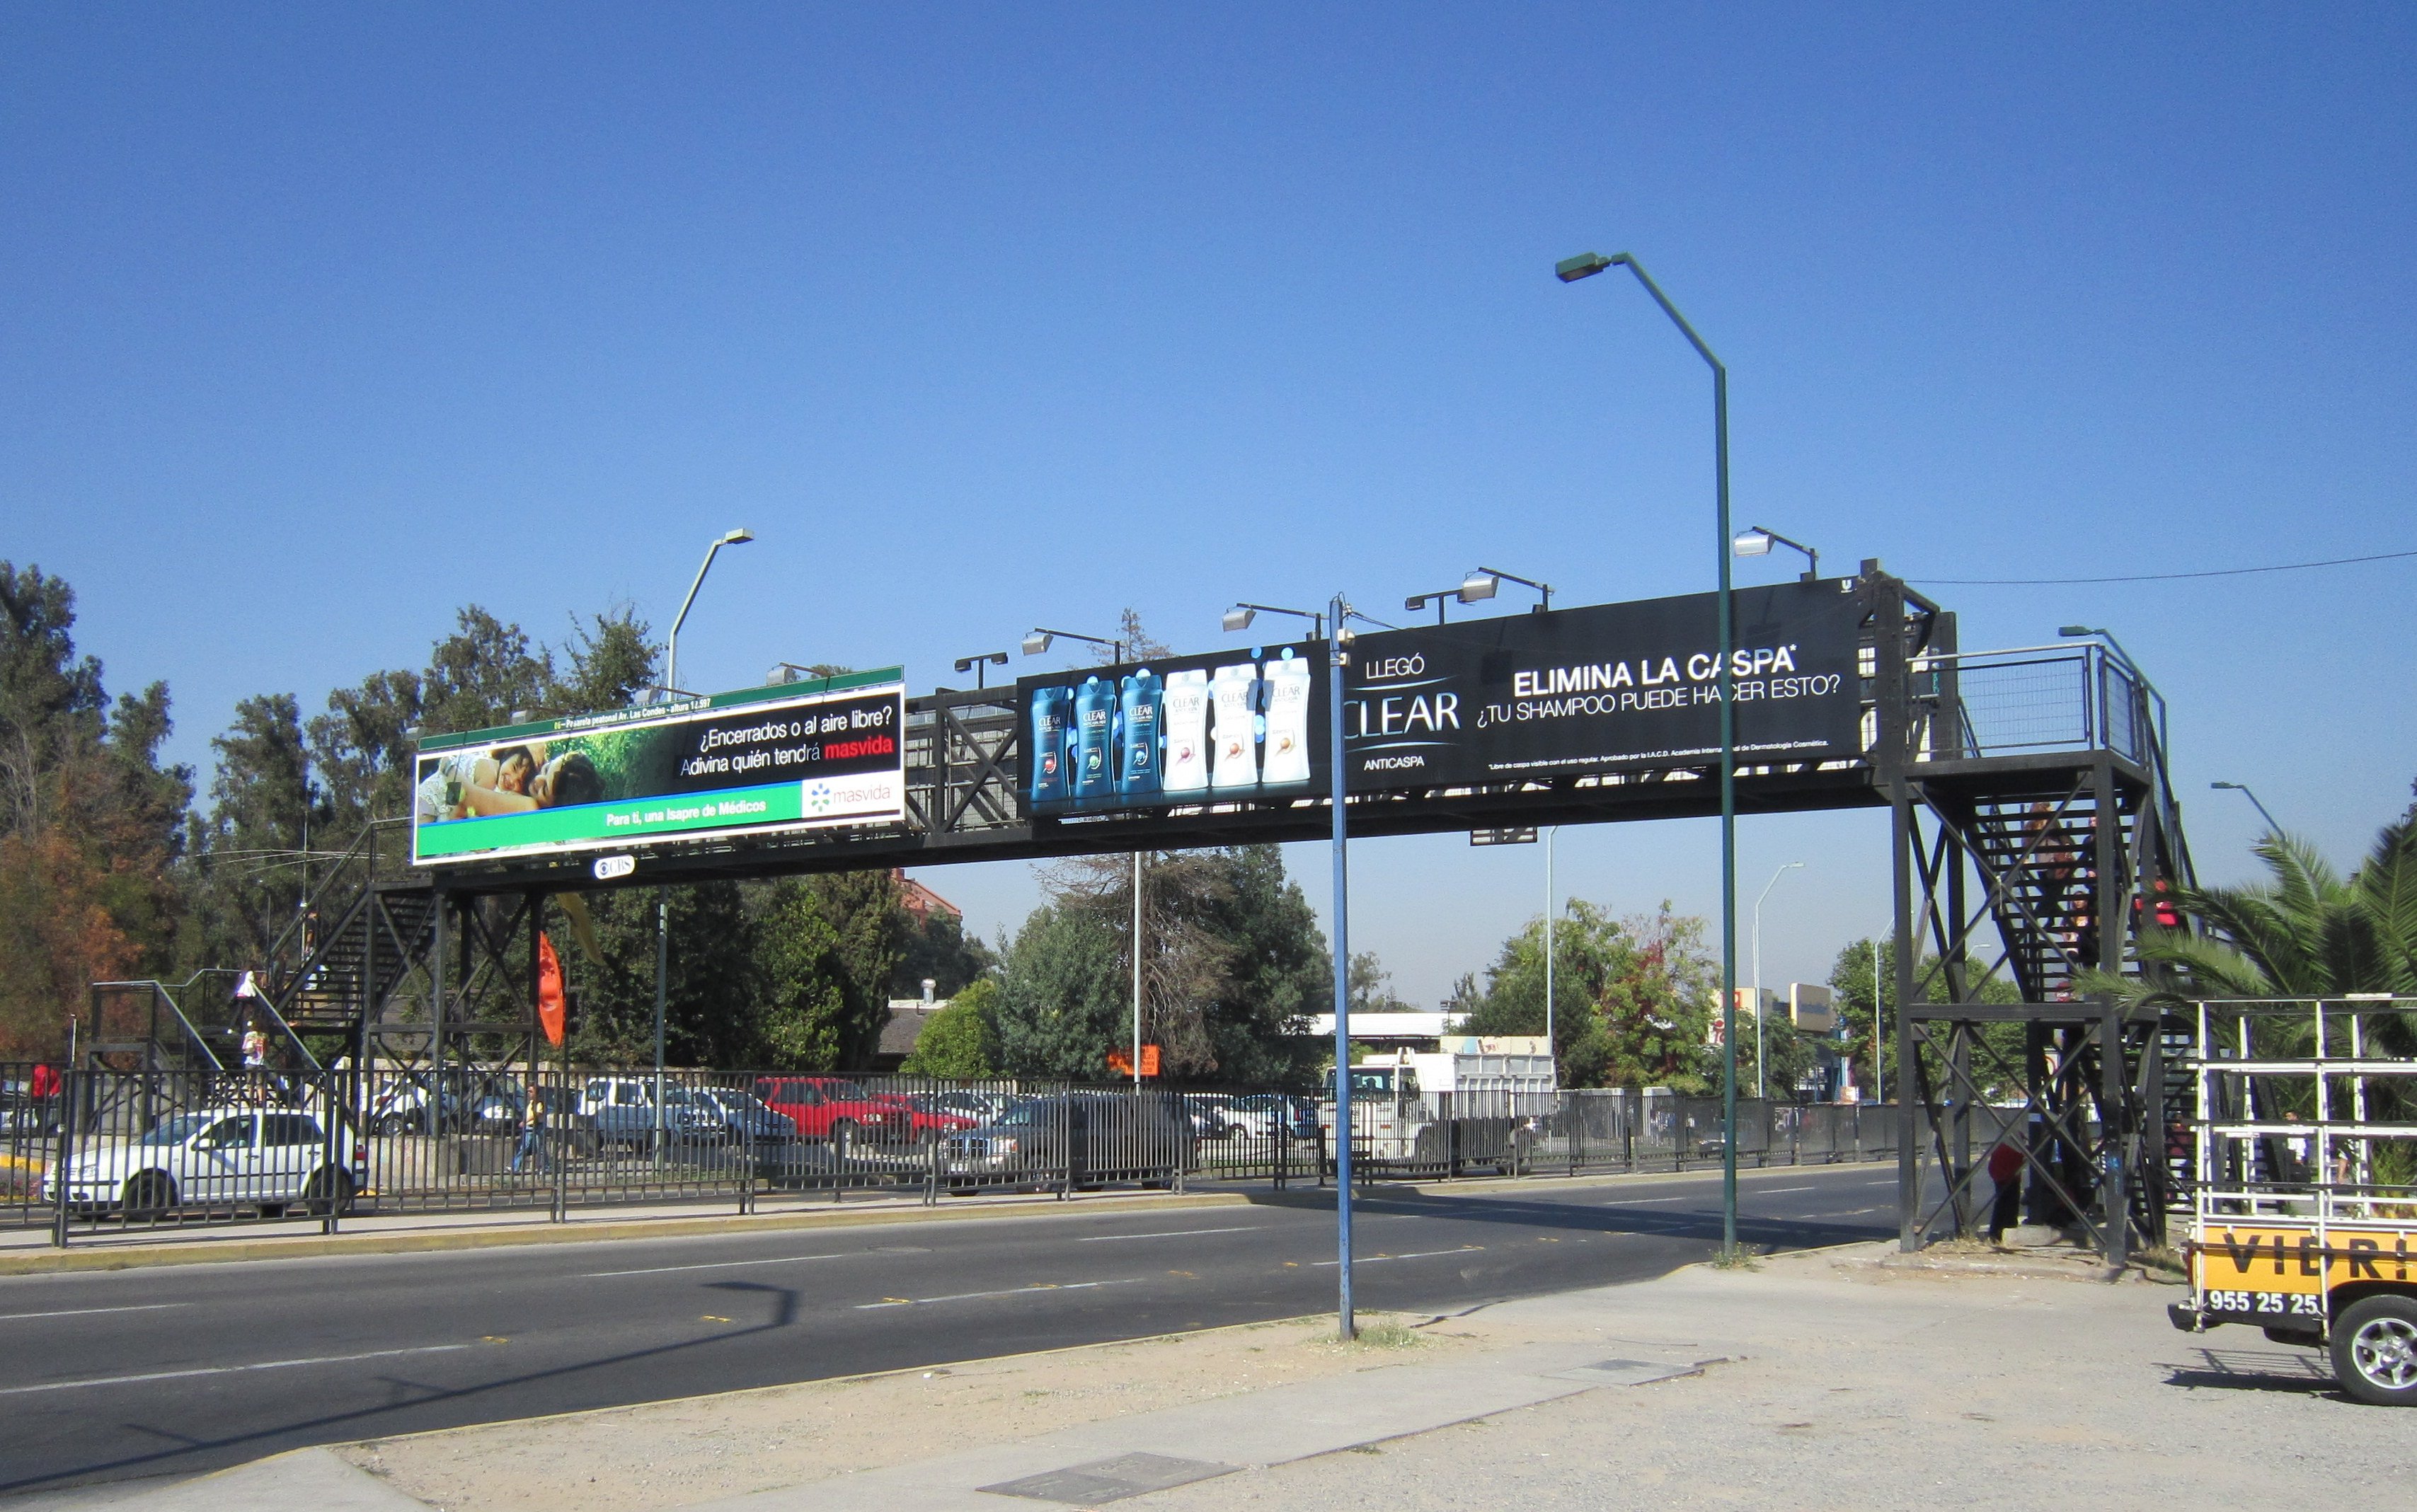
753, 1077, 972, 1142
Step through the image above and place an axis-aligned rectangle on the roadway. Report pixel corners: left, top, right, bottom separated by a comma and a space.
0, 1161, 1905, 1496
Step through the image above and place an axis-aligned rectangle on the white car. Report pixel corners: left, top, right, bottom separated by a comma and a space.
46, 1106, 367, 1218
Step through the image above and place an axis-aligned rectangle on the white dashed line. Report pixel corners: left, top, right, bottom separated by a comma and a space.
855, 1279, 1142, 1310
0, 1344, 473, 1397
583, 1252, 853, 1278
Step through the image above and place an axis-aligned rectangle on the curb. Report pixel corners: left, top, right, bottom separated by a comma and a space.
1383, 1160, 1890, 1200
0, 1190, 1253, 1277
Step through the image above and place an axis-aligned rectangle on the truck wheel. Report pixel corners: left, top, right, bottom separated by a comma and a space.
2333, 1295, 2417, 1406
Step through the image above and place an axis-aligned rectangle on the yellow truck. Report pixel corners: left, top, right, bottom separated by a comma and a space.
2168, 997, 2417, 1407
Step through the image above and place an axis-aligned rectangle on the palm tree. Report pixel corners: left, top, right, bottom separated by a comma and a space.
2095, 817, 2417, 1188
2090, 816, 2417, 1013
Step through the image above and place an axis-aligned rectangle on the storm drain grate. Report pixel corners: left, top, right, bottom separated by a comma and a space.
980, 1453, 1238, 1504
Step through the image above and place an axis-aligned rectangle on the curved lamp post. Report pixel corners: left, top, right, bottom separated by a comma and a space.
1556, 248, 1743, 1256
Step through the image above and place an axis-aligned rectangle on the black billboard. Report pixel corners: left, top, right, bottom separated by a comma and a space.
1341, 578, 1864, 789
1014, 579, 1864, 821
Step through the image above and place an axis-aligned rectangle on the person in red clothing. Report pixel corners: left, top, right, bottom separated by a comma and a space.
1986, 1132, 2026, 1242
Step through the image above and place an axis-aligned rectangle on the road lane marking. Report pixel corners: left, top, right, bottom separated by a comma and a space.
1075, 1226, 1264, 1242
0, 1303, 186, 1322
1758, 1186, 1818, 1194
1604, 1196, 1690, 1205
1311, 1246, 1484, 1267
582, 1252, 854, 1278
0, 1344, 473, 1397
855, 1279, 1142, 1310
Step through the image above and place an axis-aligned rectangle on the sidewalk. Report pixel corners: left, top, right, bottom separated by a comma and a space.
26, 1236, 2399, 1510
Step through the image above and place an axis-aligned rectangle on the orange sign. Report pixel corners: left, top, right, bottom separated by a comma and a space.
1107, 1045, 1161, 1078
536, 932, 567, 1046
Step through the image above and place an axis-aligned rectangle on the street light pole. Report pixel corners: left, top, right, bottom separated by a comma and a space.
658, 527, 753, 1150
1020, 628, 1139, 1085
1328, 591, 1355, 1339
2210, 781, 2282, 836
1752, 862, 1803, 1100
1557, 249, 1740, 1255
1543, 826, 1559, 1080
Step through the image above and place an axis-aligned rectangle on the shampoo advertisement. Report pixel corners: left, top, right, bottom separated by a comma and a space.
412, 669, 907, 867
1016, 642, 1324, 818
1339, 578, 1865, 790
1015, 580, 1863, 819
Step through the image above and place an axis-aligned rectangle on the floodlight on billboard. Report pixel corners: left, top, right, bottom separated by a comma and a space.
411, 669, 907, 867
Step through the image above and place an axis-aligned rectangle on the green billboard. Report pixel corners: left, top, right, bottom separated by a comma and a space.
411, 669, 906, 867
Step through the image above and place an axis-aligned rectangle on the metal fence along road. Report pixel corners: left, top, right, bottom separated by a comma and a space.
0, 1061, 1905, 1245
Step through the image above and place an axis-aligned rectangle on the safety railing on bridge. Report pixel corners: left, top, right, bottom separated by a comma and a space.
1922, 642, 2158, 767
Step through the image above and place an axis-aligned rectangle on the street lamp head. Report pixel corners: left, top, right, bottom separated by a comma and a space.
1020, 630, 1053, 657
721, 528, 755, 546
954, 652, 1009, 673
2210, 781, 2242, 791
1222, 606, 1256, 635
1403, 593, 1430, 613
1457, 573, 1498, 604
2057, 625, 2097, 639
1554, 251, 1613, 282
1732, 530, 1774, 558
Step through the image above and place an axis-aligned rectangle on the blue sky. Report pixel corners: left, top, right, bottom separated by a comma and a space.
7, 6, 2412, 1003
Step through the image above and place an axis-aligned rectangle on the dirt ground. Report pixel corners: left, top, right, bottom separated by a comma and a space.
335, 1312, 1485, 1512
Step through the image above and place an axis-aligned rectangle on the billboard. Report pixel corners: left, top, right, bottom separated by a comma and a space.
1340, 577, 1864, 789
1014, 579, 1863, 821
411, 669, 906, 867
1016, 642, 1325, 818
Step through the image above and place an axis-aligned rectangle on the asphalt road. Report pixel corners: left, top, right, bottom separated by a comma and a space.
0, 1162, 1905, 1496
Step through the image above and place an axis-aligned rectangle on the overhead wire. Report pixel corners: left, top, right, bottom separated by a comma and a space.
1913, 546, 2417, 587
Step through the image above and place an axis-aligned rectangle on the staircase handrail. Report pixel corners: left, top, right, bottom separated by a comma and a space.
87, 976, 231, 1073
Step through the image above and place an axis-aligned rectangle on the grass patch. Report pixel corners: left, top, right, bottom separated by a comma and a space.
2134, 1243, 2188, 1279
1311, 1315, 1430, 1351
1709, 1244, 1767, 1271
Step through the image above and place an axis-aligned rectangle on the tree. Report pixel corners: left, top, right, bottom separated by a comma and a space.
189, 693, 318, 965
900, 979, 1001, 1078
1348, 952, 1413, 1014
2094, 824, 2417, 1008
995, 901, 1128, 1079
997, 845, 1326, 1087
1454, 901, 1720, 1092
1828, 936, 2025, 1102
0, 564, 190, 1056
754, 872, 908, 1071
892, 908, 997, 1000
566, 882, 762, 1068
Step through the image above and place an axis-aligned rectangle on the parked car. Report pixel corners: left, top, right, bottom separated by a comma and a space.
693, 1087, 800, 1144
905, 1088, 1017, 1126
45, 1106, 367, 1218
942, 1093, 1193, 1191
1176, 1095, 1238, 1141
368, 1069, 524, 1135
754, 1077, 917, 1143
580, 1077, 723, 1150
1221, 1093, 1319, 1141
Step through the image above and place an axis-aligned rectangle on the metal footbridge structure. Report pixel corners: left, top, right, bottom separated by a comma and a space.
86, 565, 2195, 1260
